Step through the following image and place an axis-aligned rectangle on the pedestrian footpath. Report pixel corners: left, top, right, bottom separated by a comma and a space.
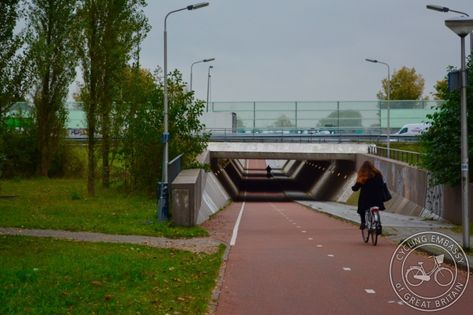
297, 200, 473, 270
0, 227, 221, 254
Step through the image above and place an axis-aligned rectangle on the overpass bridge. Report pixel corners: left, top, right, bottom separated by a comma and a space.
171, 140, 470, 228
205, 142, 366, 202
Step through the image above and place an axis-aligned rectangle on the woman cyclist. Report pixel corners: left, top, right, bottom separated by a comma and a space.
351, 160, 386, 231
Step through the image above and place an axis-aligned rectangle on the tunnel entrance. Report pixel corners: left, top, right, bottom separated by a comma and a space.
211, 158, 356, 202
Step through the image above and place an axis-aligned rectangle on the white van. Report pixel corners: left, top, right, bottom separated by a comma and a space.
394, 123, 430, 136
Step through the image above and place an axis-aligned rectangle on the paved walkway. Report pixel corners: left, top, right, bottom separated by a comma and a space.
0, 227, 221, 254
297, 201, 473, 269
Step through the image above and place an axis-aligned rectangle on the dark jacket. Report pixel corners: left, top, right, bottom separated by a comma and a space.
351, 173, 386, 214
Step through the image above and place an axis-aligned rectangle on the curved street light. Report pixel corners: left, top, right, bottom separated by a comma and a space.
444, 16, 473, 249
206, 65, 213, 112
190, 57, 215, 91
427, 4, 473, 53
159, 2, 209, 221
365, 58, 391, 158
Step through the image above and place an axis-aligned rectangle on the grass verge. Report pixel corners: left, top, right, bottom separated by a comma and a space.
0, 178, 207, 238
0, 235, 225, 314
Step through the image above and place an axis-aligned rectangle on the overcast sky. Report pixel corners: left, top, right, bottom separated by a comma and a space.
138, 0, 472, 102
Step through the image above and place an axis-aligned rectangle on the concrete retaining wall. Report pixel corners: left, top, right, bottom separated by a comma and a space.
358, 154, 473, 225
171, 168, 230, 227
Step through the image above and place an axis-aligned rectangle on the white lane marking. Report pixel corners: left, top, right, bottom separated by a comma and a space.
301, 230, 307, 233
327, 254, 334, 257
292, 223, 296, 225
343, 267, 351, 271
308, 237, 313, 240
388, 301, 395, 304
316, 244, 323, 247
365, 289, 376, 294
230, 201, 246, 246
397, 301, 403, 305
297, 226, 301, 229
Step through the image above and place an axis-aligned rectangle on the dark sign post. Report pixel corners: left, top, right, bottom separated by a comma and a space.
157, 154, 183, 221
447, 70, 468, 91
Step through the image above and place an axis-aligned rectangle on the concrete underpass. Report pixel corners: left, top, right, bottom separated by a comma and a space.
205, 142, 368, 203
211, 158, 356, 202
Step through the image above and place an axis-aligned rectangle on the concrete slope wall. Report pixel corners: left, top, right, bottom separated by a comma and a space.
357, 154, 473, 224
171, 167, 230, 226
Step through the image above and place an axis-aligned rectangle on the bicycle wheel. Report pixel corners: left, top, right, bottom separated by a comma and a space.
405, 267, 424, 287
361, 211, 370, 243
371, 213, 379, 246
434, 267, 454, 287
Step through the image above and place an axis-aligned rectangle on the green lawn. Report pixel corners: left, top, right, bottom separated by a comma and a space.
0, 178, 207, 238
0, 235, 224, 315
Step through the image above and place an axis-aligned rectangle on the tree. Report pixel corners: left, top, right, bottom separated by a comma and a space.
420, 58, 473, 186
0, 0, 29, 119
78, 0, 149, 195
27, 0, 80, 176
377, 66, 425, 100
115, 68, 209, 193
273, 115, 293, 128
432, 79, 448, 100
0, 0, 31, 183
318, 110, 362, 128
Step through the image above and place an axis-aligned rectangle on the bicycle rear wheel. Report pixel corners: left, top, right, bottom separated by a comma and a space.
371, 213, 379, 246
362, 210, 370, 243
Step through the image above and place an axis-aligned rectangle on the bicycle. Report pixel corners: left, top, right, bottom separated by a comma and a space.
405, 254, 454, 287
361, 206, 381, 246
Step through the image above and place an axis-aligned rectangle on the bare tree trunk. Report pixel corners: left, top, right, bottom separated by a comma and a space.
87, 111, 96, 196
101, 110, 110, 188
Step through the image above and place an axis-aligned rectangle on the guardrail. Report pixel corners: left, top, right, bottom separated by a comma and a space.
368, 145, 423, 165
204, 128, 420, 144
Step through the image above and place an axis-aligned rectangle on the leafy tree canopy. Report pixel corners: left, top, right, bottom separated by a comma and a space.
0, 0, 29, 117
420, 58, 473, 186
377, 66, 425, 100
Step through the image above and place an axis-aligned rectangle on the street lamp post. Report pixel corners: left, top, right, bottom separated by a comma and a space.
365, 58, 391, 158
190, 58, 215, 91
427, 4, 473, 54
445, 16, 473, 249
159, 2, 209, 221
206, 65, 213, 112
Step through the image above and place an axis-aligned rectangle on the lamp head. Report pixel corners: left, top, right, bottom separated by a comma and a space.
365, 58, 378, 63
204, 58, 215, 62
426, 5, 449, 12
445, 16, 473, 37
187, 2, 209, 10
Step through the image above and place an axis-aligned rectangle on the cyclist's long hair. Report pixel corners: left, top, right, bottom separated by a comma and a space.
356, 160, 381, 184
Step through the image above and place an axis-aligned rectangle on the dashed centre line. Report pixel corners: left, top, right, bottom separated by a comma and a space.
365, 289, 376, 294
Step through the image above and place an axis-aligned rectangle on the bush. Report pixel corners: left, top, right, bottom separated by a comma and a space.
49, 144, 87, 178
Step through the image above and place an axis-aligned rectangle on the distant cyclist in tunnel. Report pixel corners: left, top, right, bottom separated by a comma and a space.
351, 160, 386, 231
266, 165, 272, 178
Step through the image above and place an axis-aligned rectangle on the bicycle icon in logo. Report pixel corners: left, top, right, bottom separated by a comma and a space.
405, 254, 454, 287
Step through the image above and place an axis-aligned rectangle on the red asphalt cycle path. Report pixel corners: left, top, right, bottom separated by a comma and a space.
216, 160, 472, 315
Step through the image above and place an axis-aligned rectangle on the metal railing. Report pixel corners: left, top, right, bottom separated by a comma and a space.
205, 128, 419, 144
368, 145, 424, 165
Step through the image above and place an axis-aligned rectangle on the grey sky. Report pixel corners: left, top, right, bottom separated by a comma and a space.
139, 0, 471, 102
